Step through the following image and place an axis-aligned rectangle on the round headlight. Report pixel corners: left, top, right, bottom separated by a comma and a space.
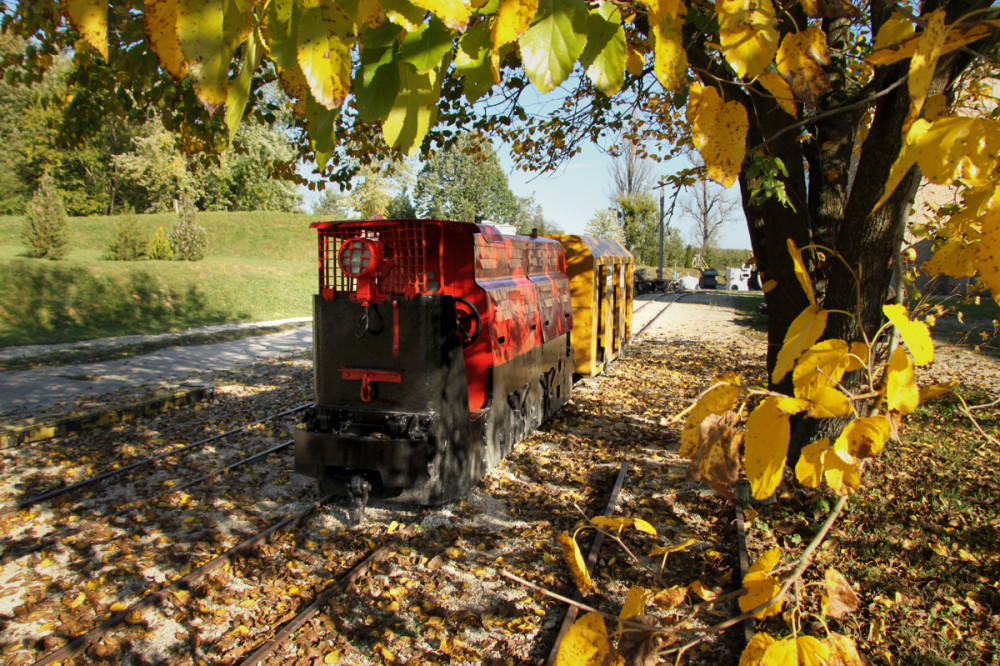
338, 238, 381, 278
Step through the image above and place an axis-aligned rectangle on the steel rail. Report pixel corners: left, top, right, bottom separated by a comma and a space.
631, 293, 689, 341
546, 462, 629, 666
0, 403, 311, 517
238, 526, 416, 666
632, 291, 670, 314
31, 494, 334, 666
2, 439, 295, 565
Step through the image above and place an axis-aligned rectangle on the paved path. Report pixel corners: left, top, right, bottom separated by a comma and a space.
0, 325, 312, 415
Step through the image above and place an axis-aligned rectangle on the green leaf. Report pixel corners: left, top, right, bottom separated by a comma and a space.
354, 24, 404, 122
579, 2, 625, 96
456, 21, 496, 102
382, 61, 444, 156
306, 92, 339, 170
381, 0, 427, 31
226, 26, 263, 144
517, 0, 588, 94
400, 16, 454, 73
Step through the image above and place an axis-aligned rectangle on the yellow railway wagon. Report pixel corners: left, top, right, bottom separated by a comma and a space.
546, 235, 634, 377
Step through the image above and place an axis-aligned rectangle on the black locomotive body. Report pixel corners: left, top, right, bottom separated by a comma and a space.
294, 219, 581, 505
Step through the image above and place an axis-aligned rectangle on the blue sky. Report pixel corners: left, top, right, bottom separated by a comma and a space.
499, 141, 752, 249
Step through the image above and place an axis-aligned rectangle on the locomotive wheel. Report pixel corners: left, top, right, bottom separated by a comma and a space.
454, 297, 482, 347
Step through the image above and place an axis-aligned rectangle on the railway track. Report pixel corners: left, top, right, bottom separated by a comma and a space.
0, 295, 747, 664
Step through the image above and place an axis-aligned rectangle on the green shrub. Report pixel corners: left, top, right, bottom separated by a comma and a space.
103, 210, 148, 261
168, 199, 208, 261
148, 225, 173, 260
21, 173, 69, 260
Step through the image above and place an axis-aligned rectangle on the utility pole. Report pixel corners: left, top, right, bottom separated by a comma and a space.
657, 188, 664, 279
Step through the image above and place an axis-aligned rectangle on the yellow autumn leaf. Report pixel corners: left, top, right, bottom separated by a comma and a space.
834, 415, 891, 460
618, 586, 649, 631
632, 518, 658, 535
794, 635, 830, 665
297, 2, 353, 110
592, 516, 632, 532
793, 339, 850, 400
868, 18, 997, 66
772, 306, 829, 384
64, 0, 108, 60
651, 585, 688, 610
749, 546, 780, 574
776, 26, 829, 106
324, 650, 341, 664
744, 398, 790, 500
109, 602, 129, 612
845, 341, 869, 372
762, 278, 778, 292
739, 571, 783, 618
823, 448, 861, 495
873, 117, 1000, 212
883, 304, 934, 365
625, 46, 646, 76
773, 396, 810, 413
978, 215, 1000, 301
905, 10, 945, 129
920, 381, 959, 403
924, 93, 949, 121
787, 237, 816, 308
491, 0, 538, 47
651, 9, 687, 92
557, 532, 593, 595
554, 612, 611, 666
929, 542, 949, 557
67, 591, 87, 609
806, 384, 854, 419
872, 11, 914, 51
821, 568, 860, 619
411, 0, 472, 31
680, 375, 742, 458
886, 346, 919, 415
648, 537, 697, 557
689, 82, 749, 187
716, 0, 779, 79
757, 71, 797, 117
739, 632, 775, 665
795, 438, 829, 488
823, 633, 864, 666
689, 579, 718, 601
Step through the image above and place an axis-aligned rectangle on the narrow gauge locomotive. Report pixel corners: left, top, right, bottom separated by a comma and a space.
294, 219, 632, 518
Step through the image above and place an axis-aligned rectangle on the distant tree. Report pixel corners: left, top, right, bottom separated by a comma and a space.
198, 120, 301, 212
341, 161, 413, 218
413, 134, 519, 226
385, 188, 417, 218
681, 176, 740, 265
113, 119, 194, 213
21, 173, 68, 260
148, 226, 173, 260
585, 208, 625, 243
615, 192, 659, 265
103, 209, 148, 261
169, 196, 208, 261
607, 141, 660, 264
514, 194, 561, 235
312, 186, 349, 217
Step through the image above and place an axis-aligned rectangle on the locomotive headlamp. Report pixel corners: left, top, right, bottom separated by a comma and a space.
338, 238, 382, 278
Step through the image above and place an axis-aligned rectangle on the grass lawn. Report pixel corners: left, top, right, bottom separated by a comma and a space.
0, 211, 325, 346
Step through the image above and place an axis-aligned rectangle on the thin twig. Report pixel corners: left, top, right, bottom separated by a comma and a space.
498, 570, 688, 635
